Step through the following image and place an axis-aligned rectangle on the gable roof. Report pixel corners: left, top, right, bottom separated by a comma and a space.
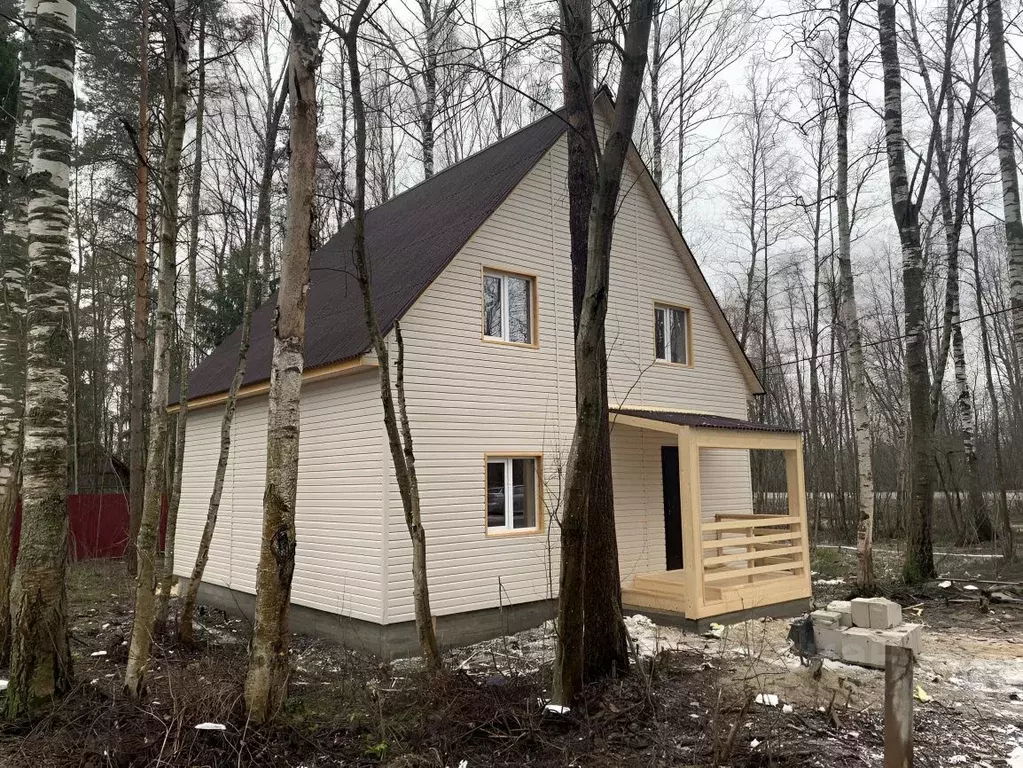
185, 109, 569, 402
184, 98, 762, 404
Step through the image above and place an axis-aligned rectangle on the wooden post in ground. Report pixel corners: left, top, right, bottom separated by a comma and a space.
884, 645, 913, 767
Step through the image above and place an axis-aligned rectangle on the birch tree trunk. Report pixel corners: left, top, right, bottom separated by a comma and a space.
179, 49, 283, 647
986, 0, 1023, 390
337, 1, 441, 668
156, 14, 205, 632
0, 0, 37, 665
553, 0, 654, 706
877, 0, 935, 583
128, 0, 151, 573
6, 0, 76, 717
836, 0, 875, 592
244, 0, 321, 721
124, 0, 190, 696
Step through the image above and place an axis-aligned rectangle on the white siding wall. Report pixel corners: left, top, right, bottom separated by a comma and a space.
173, 371, 387, 622
176, 122, 756, 627
387, 133, 754, 621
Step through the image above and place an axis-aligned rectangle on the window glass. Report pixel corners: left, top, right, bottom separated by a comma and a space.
486, 460, 506, 529
655, 307, 666, 359
486, 457, 539, 532
483, 274, 503, 339
507, 276, 532, 343
668, 308, 687, 364
655, 305, 688, 364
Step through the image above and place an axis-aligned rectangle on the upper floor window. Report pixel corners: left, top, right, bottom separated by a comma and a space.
483, 269, 535, 345
655, 304, 690, 365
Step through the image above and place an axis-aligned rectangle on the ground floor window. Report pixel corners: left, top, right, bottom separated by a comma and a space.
486, 455, 540, 533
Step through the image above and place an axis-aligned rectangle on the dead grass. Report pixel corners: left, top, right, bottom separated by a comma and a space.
0, 558, 1020, 767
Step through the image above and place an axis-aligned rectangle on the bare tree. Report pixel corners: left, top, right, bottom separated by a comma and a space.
128, 0, 152, 573
552, 0, 655, 706
124, 0, 193, 696
985, 0, 1023, 409
877, 0, 935, 582
244, 0, 322, 721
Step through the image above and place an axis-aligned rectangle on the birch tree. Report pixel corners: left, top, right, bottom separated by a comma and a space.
553, 0, 655, 705
157, 12, 206, 631
877, 0, 935, 583
124, 0, 192, 696
244, 0, 322, 721
0, 0, 36, 665
6, 0, 77, 717
128, 0, 151, 572
986, 0, 1023, 402
834, 0, 875, 591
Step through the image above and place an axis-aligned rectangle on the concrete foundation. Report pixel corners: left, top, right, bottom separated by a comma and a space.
182, 578, 556, 660
626, 597, 811, 634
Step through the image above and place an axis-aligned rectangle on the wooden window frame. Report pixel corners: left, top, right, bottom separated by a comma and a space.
481, 266, 540, 349
653, 301, 694, 367
483, 453, 544, 537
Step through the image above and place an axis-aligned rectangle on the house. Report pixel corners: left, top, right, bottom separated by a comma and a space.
171, 95, 811, 657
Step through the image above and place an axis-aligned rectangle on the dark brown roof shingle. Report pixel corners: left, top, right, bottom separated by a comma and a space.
611, 408, 801, 433
184, 110, 568, 402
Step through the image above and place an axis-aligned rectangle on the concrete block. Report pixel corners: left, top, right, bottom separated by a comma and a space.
814, 625, 843, 657
841, 627, 886, 668
879, 623, 922, 655
811, 609, 842, 627
827, 600, 854, 627
850, 598, 875, 628
868, 599, 902, 630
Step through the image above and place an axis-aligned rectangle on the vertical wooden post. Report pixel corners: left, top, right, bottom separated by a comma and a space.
785, 438, 812, 593
884, 645, 914, 767
678, 427, 703, 618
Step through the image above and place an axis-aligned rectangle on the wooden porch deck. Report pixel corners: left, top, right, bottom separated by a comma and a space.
612, 411, 813, 621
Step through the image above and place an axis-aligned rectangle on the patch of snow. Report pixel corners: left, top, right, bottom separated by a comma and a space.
0, 680, 6, 691
750, 739, 761, 748
938, 581, 952, 588
90, 651, 107, 657
194, 722, 227, 731
813, 577, 845, 585
1008, 746, 1023, 768
754, 693, 779, 707
964, 584, 979, 591
782, 704, 793, 714
543, 703, 570, 715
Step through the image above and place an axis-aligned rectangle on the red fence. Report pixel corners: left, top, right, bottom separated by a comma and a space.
11, 493, 166, 562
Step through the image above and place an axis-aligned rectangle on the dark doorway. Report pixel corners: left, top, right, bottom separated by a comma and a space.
661, 445, 683, 571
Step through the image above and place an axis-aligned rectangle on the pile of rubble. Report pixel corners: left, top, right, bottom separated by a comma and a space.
812, 597, 922, 669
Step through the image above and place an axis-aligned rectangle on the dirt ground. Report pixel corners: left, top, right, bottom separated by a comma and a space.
0, 552, 1020, 767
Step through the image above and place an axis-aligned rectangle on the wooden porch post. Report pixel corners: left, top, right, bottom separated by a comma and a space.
678, 426, 704, 618
784, 436, 813, 593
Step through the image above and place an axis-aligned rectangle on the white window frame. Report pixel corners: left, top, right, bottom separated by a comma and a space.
482, 269, 535, 345
655, 303, 690, 365
485, 455, 541, 534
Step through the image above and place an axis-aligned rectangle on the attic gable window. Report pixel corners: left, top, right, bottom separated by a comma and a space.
655, 304, 690, 365
483, 269, 535, 345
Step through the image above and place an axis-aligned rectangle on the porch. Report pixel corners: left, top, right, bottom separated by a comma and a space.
611, 409, 811, 621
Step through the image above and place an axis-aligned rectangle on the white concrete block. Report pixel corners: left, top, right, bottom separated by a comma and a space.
868, 599, 902, 630
850, 598, 874, 628
817, 627, 844, 657
841, 628, 886, 668
827, 600, 854, 627
811, 609, 842, 627
879, 623, 922, 655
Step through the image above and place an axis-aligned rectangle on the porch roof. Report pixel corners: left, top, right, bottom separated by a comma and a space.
611, 408, 801, 434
